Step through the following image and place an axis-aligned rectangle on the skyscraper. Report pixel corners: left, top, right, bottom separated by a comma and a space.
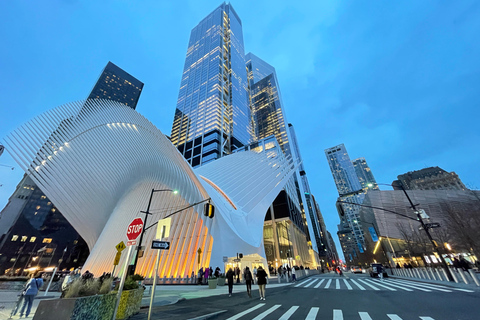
0, 62, 143, 275
171, 3, 251, 167
353, 157, 379, 191
87, 61, 144, 109
393, 166, 467, 191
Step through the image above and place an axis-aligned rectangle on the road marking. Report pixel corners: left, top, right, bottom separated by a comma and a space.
305, 307, 319, 320
349, 279, 366, 290
336, 279, 340, 289
343, 279, 353, 290
393, 278, 473, 293
252, 304, 281, 320
392, 279, 452, 292
372, 279, 413, 291
365, 279, 396, 291
387, 279, 432, 292
359, 312, 373, 320
324, 279, 332, 289
387, 315, 403, 320
295, 279, 311, 287
358, 279, 380, 291
304, 279, 318, 288
225, 303, 265, 320
278, 306, 299, 320
314, 279, 325, 288
419, 317, 435, 320
333, 309, 343, 320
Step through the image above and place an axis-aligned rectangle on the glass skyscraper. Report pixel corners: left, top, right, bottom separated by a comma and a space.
353, 157, 379, 191
87, 61, 144, 110
171, 3, 251, 167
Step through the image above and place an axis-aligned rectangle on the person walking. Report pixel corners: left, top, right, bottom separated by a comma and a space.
244, 267, 253, 298
378, 265, 384, 281
197, 267, 204, 285
226, 268, 235, 297
252, 266, 257, 284
256, 266, 268, 300
19, 273, 44, 318
291, 267, 296, 282
204, 266, 210, 284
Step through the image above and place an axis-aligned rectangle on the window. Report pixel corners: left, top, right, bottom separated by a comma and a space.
21, 236, 27, 242
42, 238, 52, 244
11, 235, 19, 241
30, 237, 36, 242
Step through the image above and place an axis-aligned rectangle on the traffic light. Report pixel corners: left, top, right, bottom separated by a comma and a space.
204, 203, 215, 219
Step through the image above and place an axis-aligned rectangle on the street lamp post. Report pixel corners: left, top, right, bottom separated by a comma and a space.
368, 182, 454, 282
130, 188, 177, 275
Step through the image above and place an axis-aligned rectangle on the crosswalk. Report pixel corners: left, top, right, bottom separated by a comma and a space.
225, 304, 437, 320
292, 276, 475, 293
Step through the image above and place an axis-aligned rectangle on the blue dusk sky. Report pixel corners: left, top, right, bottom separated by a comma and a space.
1, 1, 479, 261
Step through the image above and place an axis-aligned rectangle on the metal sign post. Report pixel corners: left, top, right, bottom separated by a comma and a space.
112, 244, 133, 320
148, 218, 171, 320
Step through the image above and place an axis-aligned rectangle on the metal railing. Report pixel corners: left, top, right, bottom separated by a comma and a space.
391, 267, 480, 286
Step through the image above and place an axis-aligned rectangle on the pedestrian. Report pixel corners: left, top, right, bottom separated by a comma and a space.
287, 265, 291, 281
253, 266, 257, 284
277, 266, 283, 279
214, 266, 221, 278
197, 267, 204, 285
204, 266, 210, 284
378, 265, 384, 281
19, 273, 44, 318
291, 267, 296, 282
235, 266, 240, 283
256, 266, 268, 300
244, 267, 253, 298
226, 268, 235, 297
61, 271, 76, 298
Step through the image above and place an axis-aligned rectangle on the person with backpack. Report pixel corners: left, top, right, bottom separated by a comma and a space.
244, 267, 253, 298
19, 273, 44, 318
256, 266, 268, 300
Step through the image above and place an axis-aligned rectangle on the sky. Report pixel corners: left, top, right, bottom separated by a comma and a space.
1, 1, 480, 261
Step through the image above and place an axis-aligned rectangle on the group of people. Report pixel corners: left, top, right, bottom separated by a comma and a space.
276, 265, 297, 282
226, 266, 268, 300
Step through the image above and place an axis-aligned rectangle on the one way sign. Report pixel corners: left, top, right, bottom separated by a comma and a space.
152, 240, 170, 250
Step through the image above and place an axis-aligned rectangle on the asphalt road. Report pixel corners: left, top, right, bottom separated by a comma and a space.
199, 273, 480, 320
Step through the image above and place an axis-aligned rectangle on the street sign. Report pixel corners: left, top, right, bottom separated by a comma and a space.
127, 240, 137, 246
151, 240, 170, 250
156, 217, 172, 240
113, 251, 122, 266
116, 241, 126, 252
233, 258, 241, 262
126, 217, 144, 241
223, 256, 228, 263
426, 222, 441, 229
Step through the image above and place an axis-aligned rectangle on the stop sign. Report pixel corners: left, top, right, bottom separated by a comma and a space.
126, 217, 144, 241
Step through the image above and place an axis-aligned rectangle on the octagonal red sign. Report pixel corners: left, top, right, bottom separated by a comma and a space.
126, 217, 144, 241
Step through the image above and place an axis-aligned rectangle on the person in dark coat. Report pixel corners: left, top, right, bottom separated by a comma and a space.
226, 268, 235, 297
256, 266, 268, 300
244, 267, 253, 297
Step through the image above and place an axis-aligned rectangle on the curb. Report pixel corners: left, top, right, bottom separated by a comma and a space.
188, 310, 228, 320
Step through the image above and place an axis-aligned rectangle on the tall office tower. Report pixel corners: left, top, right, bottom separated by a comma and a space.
353, 157, 379, 191
87, 61, 144, 110
325, 144, 366, 263
171, 3, 251, 168
0, 62, 143, 275
393, 166, 467, 191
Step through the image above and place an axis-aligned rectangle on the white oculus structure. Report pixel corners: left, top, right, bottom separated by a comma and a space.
4, 99, 297, 277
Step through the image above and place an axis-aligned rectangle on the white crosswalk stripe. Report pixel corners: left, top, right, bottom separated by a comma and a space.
350, 278, 366, 290
278, 306, 299, 320
343, 278, 353, 290
251, 304, 281, 320
225, 304, 437, 319
324, 279, 332, 289
304, 279, 318, 288
358, 279, 380, 291
369, 279, 413, 291
389, 279, 452, 292
336, 279, 341, 289
365, 279, 396, 291
314, 279, 325, 288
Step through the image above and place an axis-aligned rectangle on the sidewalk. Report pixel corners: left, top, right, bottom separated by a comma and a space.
0, 290, 61, 319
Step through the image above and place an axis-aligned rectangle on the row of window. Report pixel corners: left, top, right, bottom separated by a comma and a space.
11, 235, 52, 243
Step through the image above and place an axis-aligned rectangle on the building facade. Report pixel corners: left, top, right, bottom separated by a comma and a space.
353, 157, 379, 191
0, 62, 143, 275
393, 166, 467, 191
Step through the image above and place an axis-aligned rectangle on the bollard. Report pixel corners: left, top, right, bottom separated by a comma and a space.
457, 268, 469, 284
435, 268, 444, 282
440, 268, 449, 282
422, 268, 430, 280
428, 267, 436, 280
414, 268, 421, 279
468, 269, 480, 286
407, 268, 414, 278
450, 269, 459, 283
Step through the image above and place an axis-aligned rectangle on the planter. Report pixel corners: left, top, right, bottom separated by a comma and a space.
33, 287, 144, 320
208, 278, 218, 289
217, 277, 226, 286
